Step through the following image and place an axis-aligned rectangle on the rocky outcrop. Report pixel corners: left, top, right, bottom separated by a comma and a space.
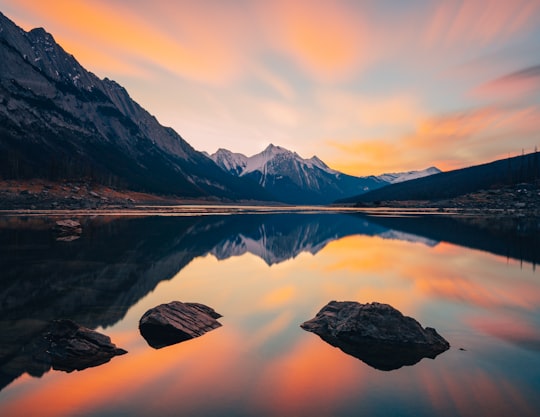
0, 319, 126, 389
139, 301, 222, 349
301, 301, 450, 371
43, 319, 127, 372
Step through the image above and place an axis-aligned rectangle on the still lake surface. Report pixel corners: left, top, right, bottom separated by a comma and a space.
0, 211, 539, 417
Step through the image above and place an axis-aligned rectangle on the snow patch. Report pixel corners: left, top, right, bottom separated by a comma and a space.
378, 167, 441, 184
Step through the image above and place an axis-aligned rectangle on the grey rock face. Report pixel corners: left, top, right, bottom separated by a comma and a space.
139, 301, 222, 349
0, 12, 267, 200
301, 301, 450, 371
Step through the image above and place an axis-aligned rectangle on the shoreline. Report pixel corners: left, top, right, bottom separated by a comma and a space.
1, 178, 539, 220
0, 205, 537, 221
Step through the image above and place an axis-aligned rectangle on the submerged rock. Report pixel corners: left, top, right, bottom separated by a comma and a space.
139, 301, 222, 349
54, 219, 82, 241
301, 301, 450, 371
44, 319, 127, 372
0, 318, 127, 386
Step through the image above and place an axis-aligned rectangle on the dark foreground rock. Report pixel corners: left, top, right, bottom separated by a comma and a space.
301, 301, 450, 371
0, 319, 126, 389
139, 301, 222, 349
44, 319, 127, 372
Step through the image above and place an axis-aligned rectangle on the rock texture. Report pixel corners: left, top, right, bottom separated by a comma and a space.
0, 318, 126, 389
44, 319, 127, 372
139, 301, 222, 349
301, 301, 450, 371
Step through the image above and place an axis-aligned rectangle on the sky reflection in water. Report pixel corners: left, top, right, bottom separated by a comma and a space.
0, 213, 539, 417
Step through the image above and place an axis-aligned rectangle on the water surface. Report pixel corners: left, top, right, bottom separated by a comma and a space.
1, 212, 539, 417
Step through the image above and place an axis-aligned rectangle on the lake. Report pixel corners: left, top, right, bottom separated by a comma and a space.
1, 211, 539, 417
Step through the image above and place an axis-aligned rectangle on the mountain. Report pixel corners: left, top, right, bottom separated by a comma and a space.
211, 144, 386, 204
378, 167, 441, 184
342, 152, 540, 204
209, 213, 391, 265
210, 145, 440, 204
210, 149, 248, 176
0, 12, 268, 200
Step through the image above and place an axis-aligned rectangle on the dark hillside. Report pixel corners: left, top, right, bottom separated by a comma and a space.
0, 12, 270, 201
341, 152, 540, 204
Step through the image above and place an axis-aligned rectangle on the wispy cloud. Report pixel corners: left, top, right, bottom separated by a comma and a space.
474, 64, 540, 99
498, 64, 540, 81
423, 0, 540, 48
2, 0, 540, 169
326, 105, 540, 175
257, 0, 372, 83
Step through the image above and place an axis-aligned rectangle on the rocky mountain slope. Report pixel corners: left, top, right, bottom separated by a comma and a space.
211, 145, 439, 204
0, 12, 268, 200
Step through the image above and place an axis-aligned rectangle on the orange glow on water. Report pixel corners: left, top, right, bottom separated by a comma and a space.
260, 285, 297, 309
252, 337, 363, 417
1, 217, 539, 416
417, 367, 538, 417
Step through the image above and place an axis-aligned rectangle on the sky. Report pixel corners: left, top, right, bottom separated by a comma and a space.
1, 0, 540, 176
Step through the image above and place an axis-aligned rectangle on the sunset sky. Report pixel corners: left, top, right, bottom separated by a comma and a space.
1, 0, 539, 175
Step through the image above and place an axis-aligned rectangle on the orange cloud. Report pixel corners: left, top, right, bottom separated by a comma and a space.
327, 105, 540, 176
259, 0, 371, 82
316, 90, 426, 132
5, 0, 540, 167
10, 0, 251, 83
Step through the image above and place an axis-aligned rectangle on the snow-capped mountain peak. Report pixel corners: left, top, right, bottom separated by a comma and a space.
305, 155, 339, 175
242, 144, 292, 175
210, 144, 387, 203
210, 144, 441, 204
211, 148, 248, 175
211, 144, 338, 178
377, 167, 441, 184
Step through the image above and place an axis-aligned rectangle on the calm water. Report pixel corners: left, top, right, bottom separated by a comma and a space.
1, 212, 539, 417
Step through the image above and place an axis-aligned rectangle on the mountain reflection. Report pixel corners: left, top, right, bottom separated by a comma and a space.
1, 213, 537, 328
364, 214, 539, 268
0, 212, 538, 391
210, 214, 390, 265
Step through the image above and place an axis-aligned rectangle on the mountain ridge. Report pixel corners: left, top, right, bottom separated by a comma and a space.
210, 145, 440, 204
0, 12, 270, 201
